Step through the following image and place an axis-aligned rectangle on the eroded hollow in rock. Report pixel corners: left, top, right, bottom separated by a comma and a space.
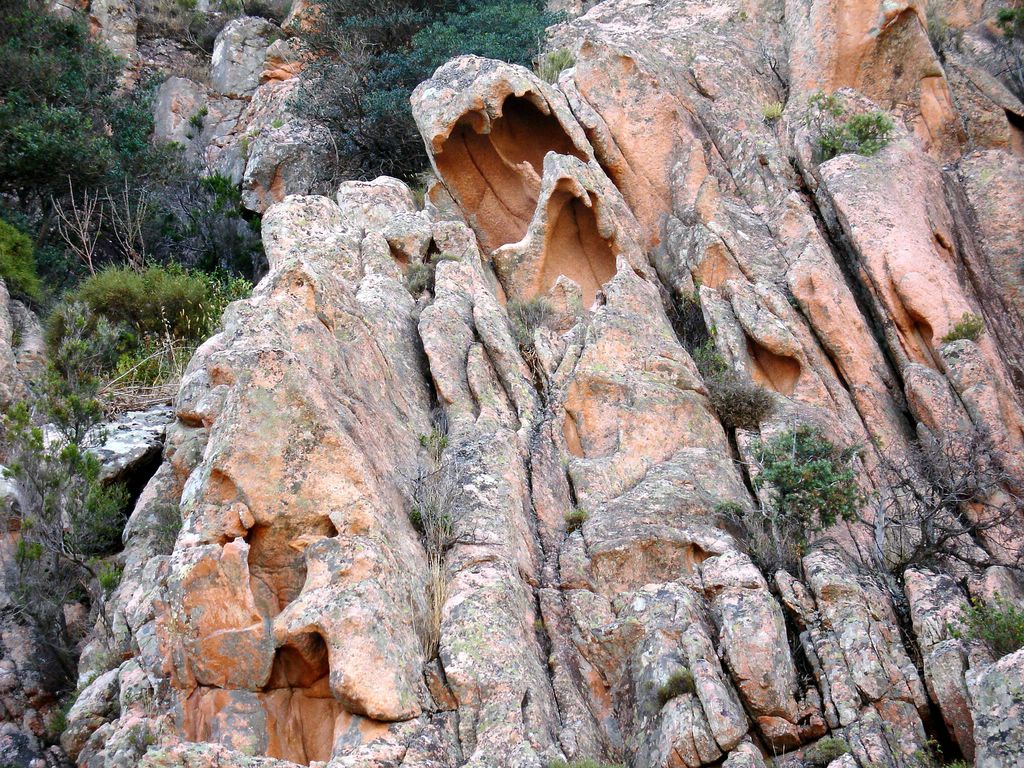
262, 634, 343, 765
247, 518, 337, 617
746, 337, 801, 396
436, 95, 586, 251
536, 188, 617, 307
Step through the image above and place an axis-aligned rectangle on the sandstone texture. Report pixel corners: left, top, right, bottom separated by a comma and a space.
59, 0, 1024, 766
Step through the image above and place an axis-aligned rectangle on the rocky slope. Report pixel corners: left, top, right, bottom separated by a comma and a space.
44, 0, 1024, 767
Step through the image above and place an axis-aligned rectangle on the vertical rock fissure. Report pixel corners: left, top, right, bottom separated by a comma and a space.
794, 174, 919, 435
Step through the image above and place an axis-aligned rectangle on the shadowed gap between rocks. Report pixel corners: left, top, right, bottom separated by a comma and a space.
261, 634, 343, 765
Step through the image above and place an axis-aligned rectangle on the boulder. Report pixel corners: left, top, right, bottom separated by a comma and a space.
210, 17, 281, 99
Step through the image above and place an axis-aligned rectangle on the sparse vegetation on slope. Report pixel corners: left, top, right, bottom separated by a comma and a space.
295, 0, 560, 180
953, 593, 1024, 659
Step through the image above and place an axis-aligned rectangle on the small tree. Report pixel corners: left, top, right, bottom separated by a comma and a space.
1, 380, 128, 681
725, 425, 862, 574
859, 428, 1023, 575
807, 92, 895, 162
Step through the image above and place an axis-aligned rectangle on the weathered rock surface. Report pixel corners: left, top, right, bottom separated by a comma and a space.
209, 17, 280, 99
66, 0, 1024, 766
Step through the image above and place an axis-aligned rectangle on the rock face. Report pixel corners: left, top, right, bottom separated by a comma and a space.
143, 8, 334, 214
210, 18, 281, 99
68, 0, 1024, 766
0, 281, 40, 410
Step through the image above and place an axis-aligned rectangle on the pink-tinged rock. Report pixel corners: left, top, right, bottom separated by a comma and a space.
412, 55, 593, 253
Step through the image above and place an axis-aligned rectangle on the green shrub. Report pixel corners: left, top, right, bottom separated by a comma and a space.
819, 111, 895, 160
419, 428, 448, 464
657, 668, 695, 705
2, 385, 129, 685
803, 736, 850, 767
753, 426, 862, 536
0, 219, 41, 301
724, 426, 862, 573
97, 561, 123, 594
762, 101, 784, 122
296, 0, 560, 180
69, 265, 249, 341
548, 760, 625, 768
508, 297, 552, 352
535, 48, 574, 83
809, 92, 895, 162
565, 507, 588, 533
953, 593, 1024, 659
941, 312, 985, 343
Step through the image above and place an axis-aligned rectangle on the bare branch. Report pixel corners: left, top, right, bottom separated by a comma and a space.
52, 178, 103, 275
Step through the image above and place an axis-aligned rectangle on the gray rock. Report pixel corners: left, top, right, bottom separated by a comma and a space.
209, 17, 281, 99
969, 648, 1024, 768
90, 407, 175, 486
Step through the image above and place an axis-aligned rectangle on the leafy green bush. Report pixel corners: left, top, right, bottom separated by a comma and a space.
753, 426, 863, 537
0, 1, 136, 199
953, 593, 1024, 659
97, 562, 124, 594
69, 265, 249, 341
296, 0, 560, 180
0, 219, 41, 301
808, 92, 895, 162
803, 736, 850, 767
657, 668, 695, 705
548, 760, 625, 768
722, 426, 862, 573
2, 389, 129, 681
941, 312, 985, 343
565, 507, 588, 533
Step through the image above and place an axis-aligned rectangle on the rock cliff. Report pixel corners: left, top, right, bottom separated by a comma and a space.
58, 0, 1024, 767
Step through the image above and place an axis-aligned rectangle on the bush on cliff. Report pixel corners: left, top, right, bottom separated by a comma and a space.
1, 333, 130, 683
721, 426, 862, 574
941, 312, 985, 343
693, 341, 775, 430
296, 0, 559, 180
45, 265, 250, 409
807, 91, 895, 162
0, 219, 42, 302
953, 593, 1024, 660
